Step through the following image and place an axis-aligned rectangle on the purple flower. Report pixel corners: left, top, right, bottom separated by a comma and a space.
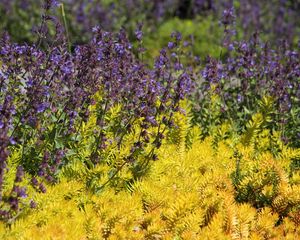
171, 52, 177, 58
168, 42, 175, 49
26, 79, 34, 87
17, 187, 27, 198
37, 103, 49, 113
37, 169, 45, 177
39, 183, 46, 193
115, 43, 125, 56
30, 200, 37, 208
228, 44, 234, 51
183, 41, 189, 47
145, 116, 158, 127
237, 94, 243, 103
221, 7, 235, 26
61, 61, 73, 75
92, 26, 100, 33
15, 166, 24, 182
9, 197, 19, 210
43, 0, 59, 10
171, 32, 182, 42
135, 23, 143, 41
0, 210, 9, 219
31, 177, 39, 187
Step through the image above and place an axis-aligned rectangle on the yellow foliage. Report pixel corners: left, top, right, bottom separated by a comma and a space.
1, 132, 300, 239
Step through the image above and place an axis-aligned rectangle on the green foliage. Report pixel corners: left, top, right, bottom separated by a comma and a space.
284, 99, 300, 148
0, 2, 41, 43
143, 16, 224, 60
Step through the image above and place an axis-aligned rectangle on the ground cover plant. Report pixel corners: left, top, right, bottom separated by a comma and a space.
0, 0, 300, 239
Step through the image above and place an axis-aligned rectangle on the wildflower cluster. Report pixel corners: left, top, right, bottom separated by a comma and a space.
1, 0, 299, 47
192, 8, 300, 146
0, 7, 193, 221
0, 0, 299, 231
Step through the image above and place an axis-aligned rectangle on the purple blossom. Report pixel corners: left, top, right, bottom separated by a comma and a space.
237, 94, 243, 103
221, 7, 235, 26
174, 62, 183, 71
39, 183, 46, 193
15, 166, 24, 183
43, 0, 59, 10
37, 103, 49, 113
30, 200, 37, 208
168, 42, 175, 49
114, 43, 125, 56
135, 23, 143, 41
31, 177, 39, 187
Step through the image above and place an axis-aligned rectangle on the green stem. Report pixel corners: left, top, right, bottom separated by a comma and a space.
97, 161, 127, 191
60, 3, 71, 52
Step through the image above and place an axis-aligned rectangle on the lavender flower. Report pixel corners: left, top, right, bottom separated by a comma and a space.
15, 166, 24, 183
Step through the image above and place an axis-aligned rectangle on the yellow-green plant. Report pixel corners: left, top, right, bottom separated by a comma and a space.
1, 131, 300, 239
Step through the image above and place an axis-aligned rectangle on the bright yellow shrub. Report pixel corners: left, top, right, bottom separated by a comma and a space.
1, 133, 299, 239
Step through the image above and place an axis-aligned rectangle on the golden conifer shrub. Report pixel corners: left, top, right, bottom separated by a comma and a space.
1, 131, 300, 239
